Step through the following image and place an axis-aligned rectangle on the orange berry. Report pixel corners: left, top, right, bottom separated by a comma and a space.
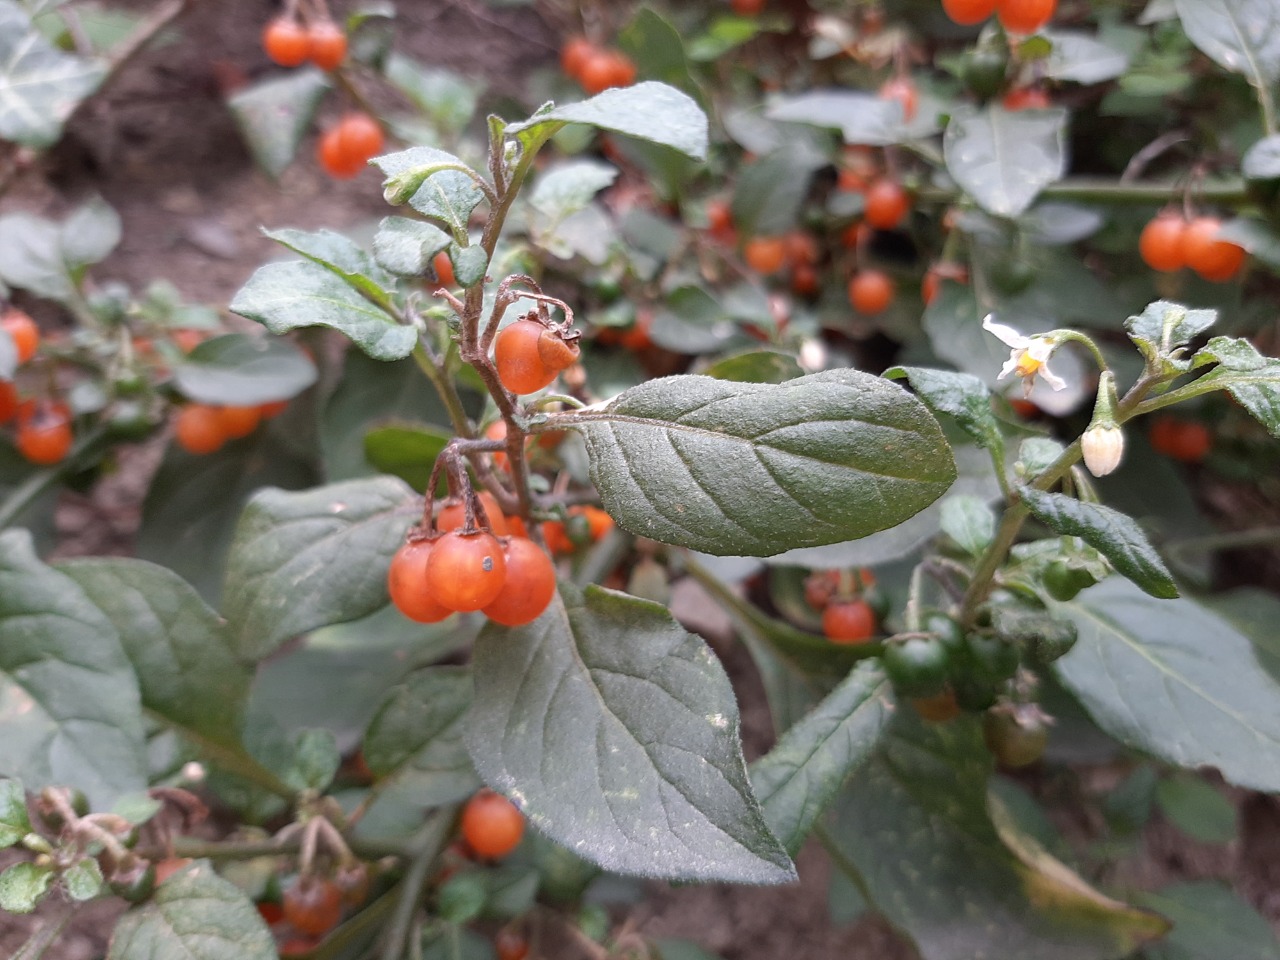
864, 179, 910, 230
496, 930, 530, 960
215, 405, 261, 439
16, 400, 72, 466
561, 35, 596, 80
620, 310, 653, 350
486, 420, 510, 471
495, 319, 559, 394
259, 399, 289, 419
1139, 214, 1188, 272
174, 404, 226, 455
997, 0, 1056, 34
921, 263, 968, 304
1149, 416, 1212, 463
425, 531, 508, 611
307, 20, 347, 71
2, 309, 39, 364
912, 689, 962, 723
823, 600, 876, 644
744, 236, 788, 274
433, 250, 455, 287
1181, 217, 1246, 281
848, 270, 895, 314
1001, 86, 1051, 110
0, 380, 16, 424
579, 49, 633, 95
318, 127, 361, 179
461, 790, 525, 859
706, 198, 734, 238
541, 520, 573, 555
792, 263, 820, 297
262, 16, 310, 67
388, 539, 452, 623
482, 537, 557, 626
942, 0, 998, 25
282, 877, 343, 937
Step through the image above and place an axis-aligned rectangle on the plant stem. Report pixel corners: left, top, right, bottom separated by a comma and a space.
411, 342, 473, 439
159, 833, 407, 862
916, 176, 1250, 207
379, 812, 454, 960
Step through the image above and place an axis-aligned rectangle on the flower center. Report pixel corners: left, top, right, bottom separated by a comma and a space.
1015, 352, 1043, 377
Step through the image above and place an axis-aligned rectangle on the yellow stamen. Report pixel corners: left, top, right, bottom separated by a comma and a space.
1015, 353, 1042, 377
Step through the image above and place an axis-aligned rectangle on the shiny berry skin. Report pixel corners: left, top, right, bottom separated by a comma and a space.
282, 877, 343, 937
848, 270, 895, 314
16, 400, 73, 465
1180, 217, 1246, 281
215, 405, 261, 439
175, 404, 226, 455
561, 35, 596, 80
482, 537, 557, 626
744, 236, 787, 274
2, 309, 39, 364
883, 636, 950, 698
1149, 416, 1212, 463
823, 600, 876, 644
1139, 214, 1188, 272
426, 531, 508, 611
996, 0, 1056, 34
942, 0, 998, 25
262, 17, 310, 67
1001, 86, 1050, 110
307, 20, 347, 71
388, 540, 452, 623
433, 250, 455, 287
461, 790, 525, 859
879, 77, 919, 121
864, 179, 911, 229
438, 492, 509, 536
495, 319, 561, 394
0, 380, 16, 424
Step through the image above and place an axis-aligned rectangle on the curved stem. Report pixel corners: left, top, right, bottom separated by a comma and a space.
916, 176, 1250, 207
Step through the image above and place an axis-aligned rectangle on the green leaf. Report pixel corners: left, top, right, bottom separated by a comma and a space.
173, 333, 317, 406
0, 1, 104, 148
505, 82, 709, 162
571, 369, 956, 557
1053, 577, 1280, 792
731, 144, 826, 237
1243, 134, 1280, 179
452, 245, 488, 287
55, 558, 250, 752
363, 423, 451, 492
749, 662, 893, 855
827, 714, 1168, 960
765, 90, 929, 145
702, 349, 803, 384
1154, 775, 1237, 844
263, 227, 396, 305
0, 778, 30, 848
63, 857, 103, 901
943, 105, 1068, 218
1192, 335, 1269, 371
0, 530, 147, 808
0, 212, 73, 302
226, 69, 330, 179
940, 494, 996, 556
1042, 30, 1130, 83
373, 216, 451, 276
221, 477, 415, 661
529, 160, 618, 226
230, 259, 416, 361
60, 196, 121, 267
107, 862, 276, 960
1020, 487, 1178, 598
372, 147, 486, 235
0, 861, 54, 914
465, 583, 796, 884
1135, 882, 1280, 960
884, 365, 1004, 456
1124, 300, 1217, 370
1175, 0, 1280, 83
618, 8, 703, 104
384, 55, 478, 136
1188, 357, 1280, 438
1205, 587, 1280, 683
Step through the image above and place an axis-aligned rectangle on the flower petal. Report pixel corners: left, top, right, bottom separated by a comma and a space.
981, 314, 1029, 349
1038, 362, 1068, 391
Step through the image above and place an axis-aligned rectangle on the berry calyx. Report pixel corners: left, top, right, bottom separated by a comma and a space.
942, 0, 998, 25
16, 400, 73, 466
388, 539, 452, 623
1139, 213, 1188, 272
262, 16, 310, 67
482, 537, 557, 626
823, 600, 876, 644
744, 236, 787, 274
996, 0, 1056, 35
307, 20, 348, 71
461, 789, 525, 859
174, 404, 226, 455
282, 877, 343, 937
848, 269, 895, 314
864, 178, 911, 230
425, 530, 508, 611
2, 309, 39, 364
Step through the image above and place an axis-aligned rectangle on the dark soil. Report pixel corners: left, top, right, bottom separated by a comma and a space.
5, 1, 1280, 958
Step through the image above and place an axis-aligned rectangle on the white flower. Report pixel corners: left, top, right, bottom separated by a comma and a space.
982, 315, 1067, 392
1081, 422, 1125, 477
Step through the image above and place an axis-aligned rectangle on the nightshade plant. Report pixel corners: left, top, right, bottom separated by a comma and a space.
5, 2, 1280, 960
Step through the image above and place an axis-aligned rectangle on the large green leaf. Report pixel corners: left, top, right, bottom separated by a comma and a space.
229, 259, 416, 361
0, 1, 105, 148
226, 69, 330, 178
1175, 0, 1280, 83
827, 714, 1168, 960
56, 558, 250, 751
372, 216, 451, 276
765, 89, 939, 144
1020, 488, 1178, 599
749, 662, 893, 855
618, 8, 704, 103
465, 583, 796, 884
731, 144, 827, 237
221, 477, 416, 662
0, 212, 72, 302
943, 105, 1068, 218
0, 531, 146, 807
1135, 882, 1280, 960
107, 863, 276, 960
1125, 300, 1217, 371
363, 423, 451, 492
885, 365, 1004, 456
172, 333, 317, 406
1043, 30, 1130, 83
1189, 357, 1280, 438
569, 369, 956, 557
1053, 577, 1280, 792
263, 227, 396, 305
505, 82, 709, 162
60, 196, 121, 267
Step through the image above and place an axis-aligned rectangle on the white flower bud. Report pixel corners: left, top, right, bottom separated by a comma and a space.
1081, 422, 1124, 477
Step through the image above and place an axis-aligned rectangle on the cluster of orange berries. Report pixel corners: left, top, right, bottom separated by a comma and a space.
560, 35, 637, 96
1149, 415, 1213, 463
1138, 213, 1247, 282
262, 14, 348, 70
174, 400, 288, 455
805, 568, 881, 644
0, 309, 75, 466
942, 0, 1056, 34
